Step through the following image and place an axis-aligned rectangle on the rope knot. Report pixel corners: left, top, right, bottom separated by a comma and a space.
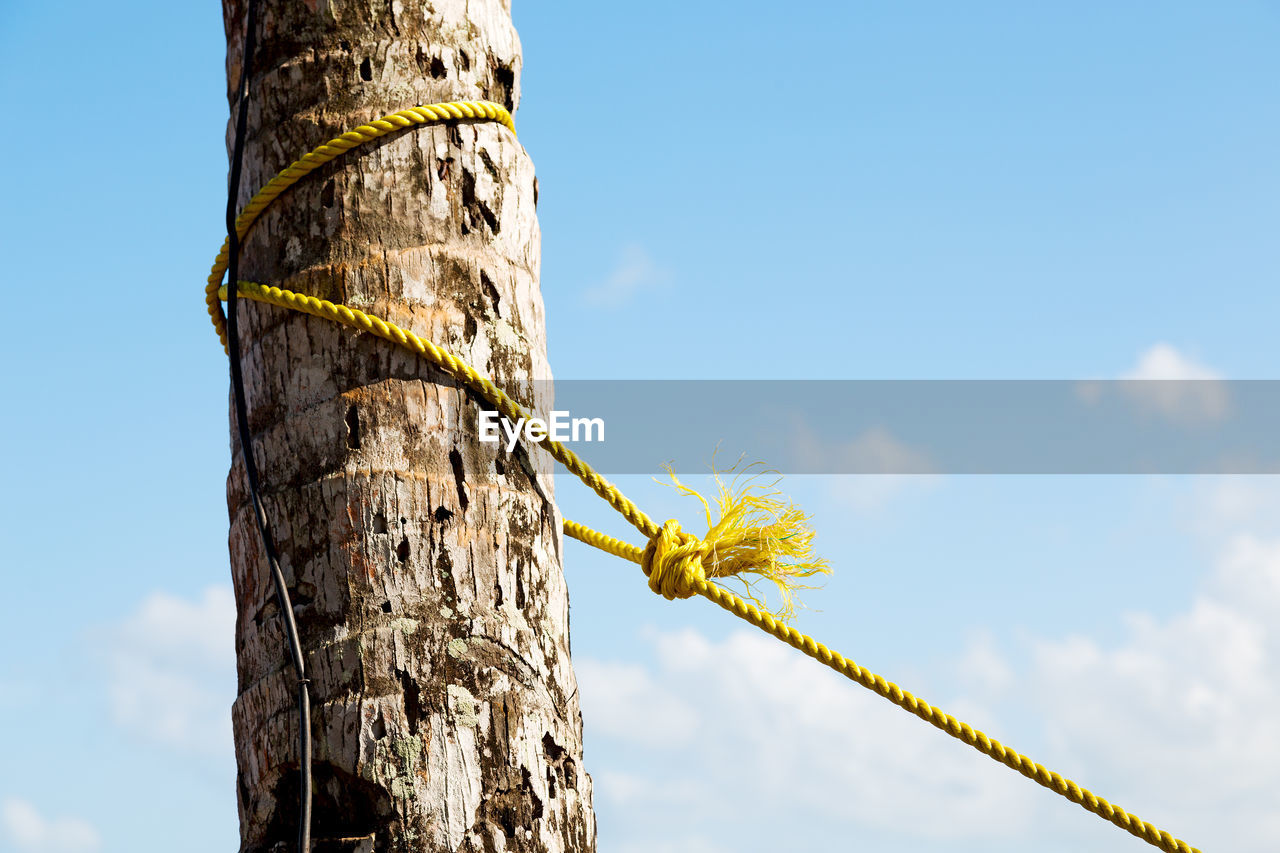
641, 519, 711, 600
634, 464, 832, 620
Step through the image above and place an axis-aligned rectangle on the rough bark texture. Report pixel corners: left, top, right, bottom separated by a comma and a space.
221, 2, 595, 850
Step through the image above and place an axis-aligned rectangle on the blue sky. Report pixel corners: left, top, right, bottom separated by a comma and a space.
1, 2, 1278, 851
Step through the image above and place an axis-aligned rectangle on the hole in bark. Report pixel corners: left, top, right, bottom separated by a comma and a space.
313, 835, 378, 853
321, 178, 335, 209
515, 563, 525, 610
433, 506, 454, 524
253, 597, 278, 628
307, 764, 394, 846
264, 764, 393, 847
480, 270, 501, 316
563, 757, 576, 790
448, 449, 469, 511
458, 49, 470, 71
429, 56, 446, 79
380, 600, 392, 613
371, 712, 386, 739
396, 536, 410, 563
345, 405, 360, 449
435, 156, 452, 181
386, 0, 401, 37
287, 588, 314, 618
491, 63, 516, 111
373, 512, 387, 534
546, 767, 557, 799
478, 149, 500, 181
339, 39, 351, 51
398, 670, 423, 735
359, 57, 372, 81
460, 168, 500, 235
532, 176, 539, 208
542, 733, 565, 762
494, 574, 503, 606
494, 456, 505, 475
522, 767, 543, 820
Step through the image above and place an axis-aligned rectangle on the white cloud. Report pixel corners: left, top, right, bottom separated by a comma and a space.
583, 244, 669, 308
101, 585, 237, 756
820, 425, 936, 475
612, 836, 730, 853
1115, 343, 1229, 422
1123, 343, 1220, 382
579, 514, 1280, 852
579, 627, 1036, 845
575, 657, 699, 747
955, 629, 1013, 696
1192, 477, 1280, 537
594, 770, 711, 809
1018, 532, 1280, 850
790, 419, 940, 510
1, 799, 100, 853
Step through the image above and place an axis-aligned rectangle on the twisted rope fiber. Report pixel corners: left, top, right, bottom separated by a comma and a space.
209, 100, 1200, 853
205, 99, 516, 352
565, 523, 1196, 853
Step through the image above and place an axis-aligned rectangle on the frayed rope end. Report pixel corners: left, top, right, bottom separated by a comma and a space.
646, 461, 830, 621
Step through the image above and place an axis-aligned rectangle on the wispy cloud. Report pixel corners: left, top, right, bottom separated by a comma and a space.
578, 511, 1280, 851
790, 418, 940, 510
1, 799, 100, 853
797, 425, 936, 475
1122, 343, 1220, 382
1014, 530, 1280, 850
99, 585, 236, 756
611, 835, 731, 853
575, 658, 698, 747
1194, 478, 1280, 536
582, 244, 669, 308
578, 627, 1036, 845
1115, 343, 1229, 422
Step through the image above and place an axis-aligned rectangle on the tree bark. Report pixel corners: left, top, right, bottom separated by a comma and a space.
221, 2, 594, 850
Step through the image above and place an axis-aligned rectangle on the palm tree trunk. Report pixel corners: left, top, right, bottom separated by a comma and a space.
221, 2, 595, 850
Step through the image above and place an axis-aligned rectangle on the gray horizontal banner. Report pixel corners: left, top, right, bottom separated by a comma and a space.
477, 380, 1280, 475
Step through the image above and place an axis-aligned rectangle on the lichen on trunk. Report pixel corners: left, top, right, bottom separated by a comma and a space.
220, 2, 595, 850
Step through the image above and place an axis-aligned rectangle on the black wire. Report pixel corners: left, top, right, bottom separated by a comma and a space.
225, 1, 312, 850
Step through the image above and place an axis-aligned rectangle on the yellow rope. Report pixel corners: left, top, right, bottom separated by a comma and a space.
207, 100, 1201, 853
205, 100, 515, 352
